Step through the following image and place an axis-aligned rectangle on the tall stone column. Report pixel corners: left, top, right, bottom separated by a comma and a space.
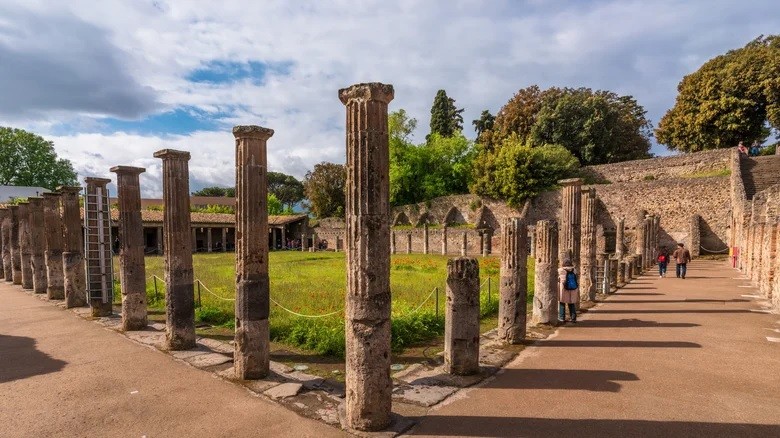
558, 178, 582, 266
207, 228, 213, 252
60, 186, 87, 307
42, 193, 64, 299
423, 223, 429, 254
441, 226, 448, 255
461, 231, 467, 256
635, 210, 647, 268
624, 258, 633, 281
390, 230, 396, 254
156, 227, 163, 254
498, 218, 527, 344
191, 228, 197, 253
445, 257, 480, 375
83, 177, 114, 317
529, 225, 536, 257
0, 209, 5, 280
111, 166, 148, 330
579, 189, 597, 301
222, 228, 228, 252
28, 197, 48, 294
615, 217, 625, 260
339, 82, 393, 432
301, 233, 307, 251
18, 202, 33, 290
8, 206, 22, 285
759, 217, 777, 299
690, 214, 701, 257
617, 260, 626, 285
0, 209, 11, 282
531, 220, 559, 325
154, 149, 196, 350
233, 125, 273, 379
406, 231, 412, 254
645, 216, 654, 268
482, 231, 490, 257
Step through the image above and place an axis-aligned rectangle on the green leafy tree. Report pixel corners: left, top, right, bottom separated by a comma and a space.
267, 171, 304, 210
0, 127, 77, 189
429, 89, 464, 139
389, 109, 418, 143
303, 162, 346, 218
481, 85, 545, 149
471, 136, 580, 207
656, 35, 780, 151
472, 110, 495, 139
267, 193, 284, 215
192, 186, 235, 197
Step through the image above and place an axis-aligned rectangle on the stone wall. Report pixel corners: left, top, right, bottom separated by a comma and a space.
581, 149, 730, 184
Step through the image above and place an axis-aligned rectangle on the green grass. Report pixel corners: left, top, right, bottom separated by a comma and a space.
117, 251, 535, 356
682, 168, 731, 178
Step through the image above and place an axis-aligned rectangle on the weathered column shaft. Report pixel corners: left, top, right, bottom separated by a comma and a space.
60, 186, 87, 307
233, 125, 274, 379
579, 189, 597, 301
156, 227, 163, 254
0, 209, 10, 282
8, 206, 22, 284
17, 203, 33, 289
339, 82, 394, 432
28, 198, 48, 294
84, 177, 114, 317
445, 257, 481, 375
690, 214, 701, 257
461, 231, 467, 256
154, 149, 196, 350
498, 218, 528, 344
529, 226, 537, 257
207, 228, 213, 252
441, 226, 448, 255
624, 258, 633, 281
111, 166, 148, 330
423, 223, 429, 254
482, 231, 490, 257
222, 227, 227, 252
759, 218, 776, 299
617, 260, 626, 285
558, 178, 582, 266
635, 209, 647, 267
531, 220, 559, 325
42, 194, 65, 299
615, 217, 625, 260
390, 230, 396, 254
406, 231, 412, 254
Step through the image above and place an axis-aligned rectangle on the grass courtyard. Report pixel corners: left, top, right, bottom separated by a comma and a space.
122, 251, 535, 358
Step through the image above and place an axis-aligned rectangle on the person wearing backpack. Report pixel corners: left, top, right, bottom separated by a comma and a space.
558, 257, 579, 324
657, 246, 670, 278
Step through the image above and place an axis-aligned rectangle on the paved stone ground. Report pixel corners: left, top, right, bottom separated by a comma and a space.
0, 284, 343, 438
409, 260, 780, 437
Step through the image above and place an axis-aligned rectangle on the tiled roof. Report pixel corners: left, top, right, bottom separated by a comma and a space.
77, 208, 307, 227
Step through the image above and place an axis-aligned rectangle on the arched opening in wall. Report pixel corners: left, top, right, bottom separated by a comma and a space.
700, 218, 729, 255
443, 206, 466, 226
393, 212, 411, 226
415, 211, 438, 227
474, 206, 499, 231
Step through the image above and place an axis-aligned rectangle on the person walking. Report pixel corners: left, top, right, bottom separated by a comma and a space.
737, 141, 749, 155
558, 257, 578, 324
750, 141, 761, 156
657, 246, 670, 278
672, 243, 692, 279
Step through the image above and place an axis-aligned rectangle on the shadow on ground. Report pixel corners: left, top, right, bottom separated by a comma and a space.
534, 340, 700, 348
0, 335, 67, 383
572, 319, 700, 328
486, 369, 638, 392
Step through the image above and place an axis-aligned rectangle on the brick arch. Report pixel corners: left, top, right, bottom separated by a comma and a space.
393, 211, 411, 226
443, 206, 466, 226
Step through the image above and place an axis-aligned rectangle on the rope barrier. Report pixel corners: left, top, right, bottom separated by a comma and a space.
700, 244, 730, 254
269, 297, 344, 318
408, 287, 438, 314
196, 280, 235, 302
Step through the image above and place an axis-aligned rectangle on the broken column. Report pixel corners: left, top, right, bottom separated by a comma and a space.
579, 188, 597, 301
558, 178, 582, 266
531, 220, 559, 325
8, 206, 22, 284
498, 218, 528, 344
153, 149, 196, 350
83, 178, 114, 317
390, 231, 396, 254
233, 125, 274, 379
406, 232, 412, 254
17, 202, 33, 290
42, 193, 65, 299
27, 197, 48, 294
339, 82, 393, 431
445, 257, 481, 375
111, 166, 148, 330
624, 257, 633, 282
615, 217, 625, 260
423, 223, 429, 254
482, 231, 490, 257
441, 226, 448, 255
689, 214, 701, 258
60, 186, 87, 307
461, 231, 467, 256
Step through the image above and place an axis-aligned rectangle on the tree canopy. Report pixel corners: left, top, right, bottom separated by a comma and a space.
472, 110, 495, 139
656, 35, 780, 152
480, 86, 652, 165
303, 162, 346, 218
192, 186, 235, 197
267, 171, 304, 209
0, 127, 77, 189
429, 89, 464, 139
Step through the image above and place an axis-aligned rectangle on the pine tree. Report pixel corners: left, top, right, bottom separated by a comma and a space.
429, 89, 464, 139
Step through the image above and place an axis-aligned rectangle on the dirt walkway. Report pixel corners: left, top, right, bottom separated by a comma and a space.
410, 260, 780, 437
0, 284, 343, 438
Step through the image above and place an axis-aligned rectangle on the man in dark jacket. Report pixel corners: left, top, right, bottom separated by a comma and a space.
672, 243, 692, 279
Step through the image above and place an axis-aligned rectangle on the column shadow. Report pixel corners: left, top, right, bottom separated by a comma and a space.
484, 369, 638, 392
572, 319, 700, 328
603, 299, 748, 304
535, 340, 700, 348
590, 309, 752, 314
0, 335, 67, 383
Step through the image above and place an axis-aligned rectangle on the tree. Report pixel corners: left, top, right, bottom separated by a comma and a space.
472, 110, 495, 139
0, 127, 77, 189
303, 162, 346, 218
389, 109, 418, 143
267, 172, 304, 210
470, 136, 580, 207
656, 35, 780, 152
267, 193, 284, 216
192, 186, 235, 197
429, 89, 464, 139
480, 85, 545, 149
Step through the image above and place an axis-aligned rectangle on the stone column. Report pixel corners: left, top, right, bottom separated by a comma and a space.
759, 217, 777, 299
635, 210, 647, 268
406, 231, 412, 254
8, 206, 22, 285
646, 216, 654, 268
59, 186, 87, 307
531, 220, 559, 325
222, 227, 228, 252
111, 166, 148, 330
207, 228, 213, 252
154, 149, 195, 350
579, 188, 597, 301
482, 231, 490, 257
498, 218, 527, 344
690, 214, 701, 257
17, 202, 33, 290
529, 225, 536, 257
233, 125, 273, 379
445, 257, 480, 375
441, 226, 448, 255
0, 209, 11, 282
0, 210, 4, 280
615, 217, 625, 260
42, 193, 64, 299
558, 178, 582, 266
339, 82, 393, 432
423, 223, 429, 254
461, 231, 467, 256
28, 197, 48, 294
156, 227, 163, 254
301, 233, 307, 251
84, 177, 113, 317
390, 230, 396, 254
191, 228, 197, 253
624, 258, 633, 281
617, 260, 626, 285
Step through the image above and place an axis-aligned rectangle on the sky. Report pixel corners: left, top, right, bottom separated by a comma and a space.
1, 0, 778, 197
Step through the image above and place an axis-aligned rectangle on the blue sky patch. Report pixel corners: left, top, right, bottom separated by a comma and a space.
99, 107, 230, 135
186, 60, 293, 85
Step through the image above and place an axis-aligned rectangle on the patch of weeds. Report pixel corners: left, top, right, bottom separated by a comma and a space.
469, 199, 482, 211
643, 174, 656, 181
196, 306, 234, 327
683, 168, 730, 178
391, 312, 445, 353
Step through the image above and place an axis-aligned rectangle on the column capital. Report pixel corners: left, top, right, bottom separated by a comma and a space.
558, 178, 583, 187
232, 125, 274, 140
84, 177, 112, 187
153, 149, 190, 160
110, 165, 146, 175
57, 185, 83, 194
338, 82, 394, 105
